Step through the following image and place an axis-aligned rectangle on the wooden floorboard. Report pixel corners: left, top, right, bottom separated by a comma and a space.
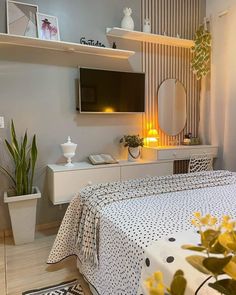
2, 229, 92, 295
0, 238, 6, 295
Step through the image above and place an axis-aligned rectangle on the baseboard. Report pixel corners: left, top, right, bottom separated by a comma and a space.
2, 221, 61, 238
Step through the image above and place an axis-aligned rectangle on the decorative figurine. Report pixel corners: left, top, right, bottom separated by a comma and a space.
143, 18, 151, 33
61, 136, 77, 167
121, 7, 134, 31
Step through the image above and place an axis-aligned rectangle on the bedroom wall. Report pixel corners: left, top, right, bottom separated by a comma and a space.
0, 0, 142, 230
142, 0, 205, 145
0, 0, 206, 230
206, 0, 236, 171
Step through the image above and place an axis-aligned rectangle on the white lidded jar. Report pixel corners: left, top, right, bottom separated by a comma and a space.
61, 136, 77, 167
121, 7, 135, 31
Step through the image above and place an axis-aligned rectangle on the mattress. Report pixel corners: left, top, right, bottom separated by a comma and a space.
78, 184, 236, 294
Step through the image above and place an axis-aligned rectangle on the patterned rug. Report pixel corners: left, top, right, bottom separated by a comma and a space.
22, 279, 85, 295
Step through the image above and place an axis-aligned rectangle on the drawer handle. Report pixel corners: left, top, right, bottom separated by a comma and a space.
87, 181, 92, 186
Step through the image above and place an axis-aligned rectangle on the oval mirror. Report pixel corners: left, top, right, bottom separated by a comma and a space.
158, 79, 187, 136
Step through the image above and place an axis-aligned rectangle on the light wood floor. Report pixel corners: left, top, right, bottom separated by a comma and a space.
0, 228, 92, 295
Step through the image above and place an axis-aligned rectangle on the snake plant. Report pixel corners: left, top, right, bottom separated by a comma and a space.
0, 120, 37, 196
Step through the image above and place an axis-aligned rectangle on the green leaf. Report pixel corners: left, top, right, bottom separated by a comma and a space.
182, 244, 206, 252
170, 272, 187, 295
203, 256, 232, 275
186, 255, 211, 275
224, 256, 236, 280
29, 134, 37, 193
209, 241, 227, 254
209, 279, 236, 295
10, 120, 20, 156
0, 166, 16, 185
201, 229, 219, 249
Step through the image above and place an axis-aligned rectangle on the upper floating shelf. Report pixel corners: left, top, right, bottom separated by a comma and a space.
0, 33, 135, 66
106, 27, 195, 49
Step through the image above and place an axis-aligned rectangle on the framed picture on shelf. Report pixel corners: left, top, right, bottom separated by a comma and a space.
36, 13, 60, 41
6, 0, 38, 37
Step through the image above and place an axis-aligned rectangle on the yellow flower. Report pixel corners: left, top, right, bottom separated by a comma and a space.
223, 215, 231, 222
194, 212, 201, 219
209, 217, 218, 226
191, 219, 200, 227
145, 271, 165, 295
222, 221, 235, 232
154, 271, 163, 282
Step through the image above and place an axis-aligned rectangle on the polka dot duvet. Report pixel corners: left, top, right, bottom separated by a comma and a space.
47, 170, 236, 295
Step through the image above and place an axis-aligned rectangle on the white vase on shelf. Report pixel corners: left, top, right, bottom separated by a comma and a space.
143, 18, 151, 33
121, 7, 134, 31
61, 136, 77, 167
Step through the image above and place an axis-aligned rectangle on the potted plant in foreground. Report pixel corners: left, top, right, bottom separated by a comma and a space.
120, 135, 144, 162
0, 120, 40, 245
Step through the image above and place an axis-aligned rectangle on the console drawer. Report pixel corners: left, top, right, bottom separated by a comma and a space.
48, 166, 120, 204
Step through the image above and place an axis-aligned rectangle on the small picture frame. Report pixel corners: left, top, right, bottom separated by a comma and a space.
7, 0, 38, 37
36, 13, 60, 41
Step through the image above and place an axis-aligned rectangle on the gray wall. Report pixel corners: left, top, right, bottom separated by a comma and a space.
0, 0, 142, 230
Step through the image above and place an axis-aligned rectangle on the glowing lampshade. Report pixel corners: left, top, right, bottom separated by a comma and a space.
148, 129, 159, 137
146, 129, 159, 146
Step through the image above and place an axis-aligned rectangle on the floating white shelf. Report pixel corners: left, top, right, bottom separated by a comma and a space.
106, 27, 195, 49
0, 33, 135, 66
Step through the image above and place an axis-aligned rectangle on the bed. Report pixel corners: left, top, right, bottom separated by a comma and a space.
47, 171, 236, 295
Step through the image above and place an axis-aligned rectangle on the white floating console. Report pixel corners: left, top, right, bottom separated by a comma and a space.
106, 27, 195, 48
142, 145, 218, 161
47, 160, 173, 205
47, 145, 218, 205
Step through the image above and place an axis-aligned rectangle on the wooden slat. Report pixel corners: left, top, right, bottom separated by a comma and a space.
142, 0, 204, 146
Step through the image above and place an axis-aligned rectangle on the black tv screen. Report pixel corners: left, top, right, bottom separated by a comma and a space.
78, 68, 145, 113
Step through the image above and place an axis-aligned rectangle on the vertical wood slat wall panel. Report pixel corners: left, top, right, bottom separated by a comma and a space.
142, 0, 204, 146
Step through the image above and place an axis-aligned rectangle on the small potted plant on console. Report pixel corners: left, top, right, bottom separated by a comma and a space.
1, 120, 40, 245
120, 134, 144, 162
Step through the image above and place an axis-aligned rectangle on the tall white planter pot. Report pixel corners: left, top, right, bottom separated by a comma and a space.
4, 187, 41, 245
128, 146, 141, 162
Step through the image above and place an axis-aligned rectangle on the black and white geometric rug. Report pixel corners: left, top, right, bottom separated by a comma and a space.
22, 279, 85, 295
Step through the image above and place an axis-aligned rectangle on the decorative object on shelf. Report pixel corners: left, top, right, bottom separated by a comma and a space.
177, 33, 180, 38
61, 136, 77, 167
183, 133, 201, 145
7, 0, 38, 37
80, 37, 106, 47
120, 135, 144, 162
1, 120, 40, 245
121, 7, 134, 31
143, 18, 151, 33
36, 13, 60, 41
112, 42, 117, 49
191, 25, 211, 80
146, 129, 159, 147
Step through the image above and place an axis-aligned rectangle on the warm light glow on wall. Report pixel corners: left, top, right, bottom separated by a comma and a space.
103, 107, 115, 113
145, 128, 159, 147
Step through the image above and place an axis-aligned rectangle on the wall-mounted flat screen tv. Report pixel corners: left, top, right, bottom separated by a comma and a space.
78, 68, 145, 113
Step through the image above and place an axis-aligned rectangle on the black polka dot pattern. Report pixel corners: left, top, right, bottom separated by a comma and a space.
47, 171, 236, 294
168, 237, 176, 242
166, 256, 175, 263
145, 258, 150, 267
